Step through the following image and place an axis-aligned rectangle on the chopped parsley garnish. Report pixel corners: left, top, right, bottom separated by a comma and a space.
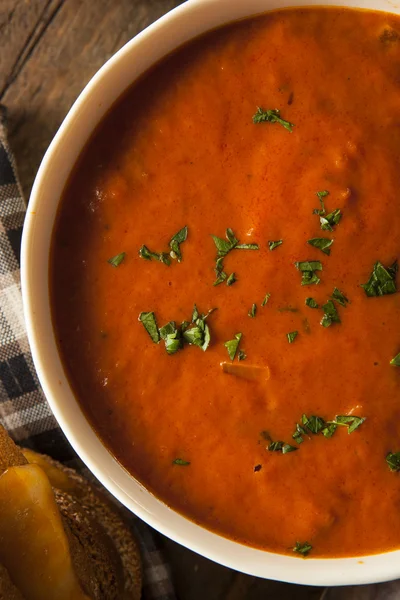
238, 349, 247, 361
320, 299, 340, 328
169, 226, 188, 262
213, 270, 227, 286
139, 312, 160, 343
315, 190, 329, 206
334, 415, 365, 434
295, 261, 322, 286
313, 191, 341, 231
139, 305, 215, 354
361, 260, 397, 297
292, 423, 307, 444
293, 542, 312, 557
307, 237, 333, 256
331, 287, 349, 307
322, 423, 337, 438
159, 321, 183, 355
139, 245, 171, 265
108, 252, 126, 267
261, 293, 271, 307
172, 458, 190, 466
321, 209, 342, 232
278, 306, 298, 313
226, 273, 237, 286
236, 243, 259, 250
302, 414, 326, 434
212, 228, 259, 286
139, 226, 188, 265
390, 353, 400, 366
287, 331, 298, 344
268, 441, 298, 454
386, 452, 400, 472
299, 413, 365, 438
305, 297, 318, 309
268, 239, 283, 251
268, 441, 284, 452
313, 191, 329, 215
224, 333, 242, 361
291, 413, 365, 446
282, 444, 298, 454
248, 303, 257, 318
182, 306, 215, 352
253, 107, 294, 132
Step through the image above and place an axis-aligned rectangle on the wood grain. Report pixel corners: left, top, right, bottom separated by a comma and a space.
1, 1, 326, 598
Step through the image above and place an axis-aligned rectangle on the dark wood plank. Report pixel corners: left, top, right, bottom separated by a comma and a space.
0, 0, 54, 95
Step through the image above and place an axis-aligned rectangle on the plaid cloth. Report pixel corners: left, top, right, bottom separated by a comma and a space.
0, 104, 176, 600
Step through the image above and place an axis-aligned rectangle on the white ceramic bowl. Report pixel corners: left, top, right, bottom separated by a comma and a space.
21, 0, 400, 586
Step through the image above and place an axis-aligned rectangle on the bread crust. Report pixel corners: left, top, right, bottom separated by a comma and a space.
0, 428, 142, 600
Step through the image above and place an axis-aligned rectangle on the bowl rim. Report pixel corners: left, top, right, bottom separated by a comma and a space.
21, 0, 400, 586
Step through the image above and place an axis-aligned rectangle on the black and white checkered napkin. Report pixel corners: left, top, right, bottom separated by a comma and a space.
0, 105, 176, 600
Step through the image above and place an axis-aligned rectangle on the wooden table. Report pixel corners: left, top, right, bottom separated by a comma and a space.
0, 2, 326, 598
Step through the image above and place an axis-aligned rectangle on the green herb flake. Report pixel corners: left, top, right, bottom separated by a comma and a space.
282, 444, 298, 454
211, 229, 259, 285
192, 305, 199, 322
238, 349, 247, 361
212, 233, 237, 258
305, 297, 318, 309
320, 299, 340, 328
322, 423, 337, 438
331, 287, 349, 307
164, 331, 183, 355
261, 293, 271, 307
307, 238, 333, 256
287, 331, 298, 344
295, 261, 322, 286
169, 225, 188, 262
293, 542, 312, 557
320, 208, 342, 232
278, 306, 298, 313
313, 191, 329, 216
292, 423, 306, 444
302, 414, 326, 434
334, 415, 365, 434
139, 312, 160, 343
361, 260, 397, 297
226, 273, 237, 286
159, 321, 176, 340
172, 458, 190, 466
253, 107, 294, 132
386, 452, 400, 472
296, 261, 323, 272
390, 353, 400, 366
224, 333, 242, 361
214, 270, 228, 286
236, 243, 259, 251
268, 441, 284, 452
139, 245, 171, 265
183, 306, 215, 353
248, 303, 257, 318
107, 252, 126, 267
268, 239, 283, 251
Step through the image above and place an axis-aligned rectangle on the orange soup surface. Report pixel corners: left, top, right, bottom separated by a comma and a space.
51, 7, 400, 558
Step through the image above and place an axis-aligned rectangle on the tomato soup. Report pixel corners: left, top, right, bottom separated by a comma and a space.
51, 7, 400, 558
